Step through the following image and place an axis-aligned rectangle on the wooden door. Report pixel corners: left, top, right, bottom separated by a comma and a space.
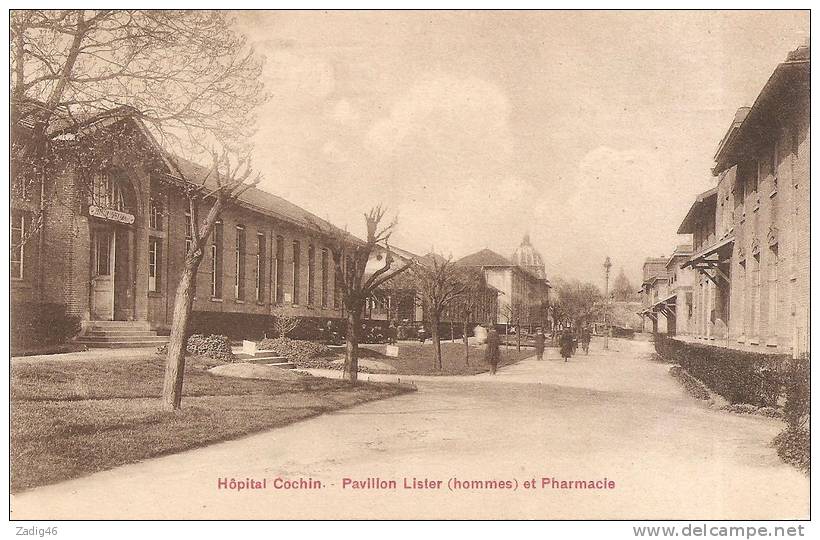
91, 229, 115, 320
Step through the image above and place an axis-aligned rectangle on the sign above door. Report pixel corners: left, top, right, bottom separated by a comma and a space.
89, 205, 135, 225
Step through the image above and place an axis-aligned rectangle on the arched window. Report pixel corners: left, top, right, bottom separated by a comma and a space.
91, 171, 131, 213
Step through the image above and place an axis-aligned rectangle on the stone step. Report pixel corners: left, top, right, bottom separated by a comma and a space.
86, 330, 159, 338
77, 335, 168, 344
83, 320, 152, 330
74, 339, 169, 349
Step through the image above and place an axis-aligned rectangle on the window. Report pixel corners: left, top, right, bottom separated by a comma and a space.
275, 235, 284, 304
92, 172, 128, 212
149, 197, 163, 230
184, 210, 193, 256
94, 230, 112, 276
751, 253, 761, 339
308, 245, 315, 305
256, 233, 266, 303
767, 244, 779, 341
211, 220, 223, 298
770, 140, 779, 189
148, 237, 162, 292
321, 248, 329, 308
751, 160, 760, 194
292, 240, 301, 304
235, 225, 246, 300
11, 211, 26, 280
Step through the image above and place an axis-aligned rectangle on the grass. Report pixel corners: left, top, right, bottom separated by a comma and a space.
11, 355, 414, 492
357, 341, 536, 376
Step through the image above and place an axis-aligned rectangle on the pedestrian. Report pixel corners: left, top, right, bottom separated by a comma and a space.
534, 327, 546, 361
580, 325, 592, 355
387, 321, 397, 345
559, 328, 575, 362
485, 326, 501, 374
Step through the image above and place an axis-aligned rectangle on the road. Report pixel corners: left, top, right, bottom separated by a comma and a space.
11, 339, 808, 520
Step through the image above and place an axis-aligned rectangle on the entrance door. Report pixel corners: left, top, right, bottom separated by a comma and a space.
91, 228, 115, 320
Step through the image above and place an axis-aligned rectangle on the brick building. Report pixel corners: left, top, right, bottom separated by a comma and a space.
11, 109, 353, 346
680, 46, 809, 356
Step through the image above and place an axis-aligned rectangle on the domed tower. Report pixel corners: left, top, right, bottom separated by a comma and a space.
511, 233, 546, 279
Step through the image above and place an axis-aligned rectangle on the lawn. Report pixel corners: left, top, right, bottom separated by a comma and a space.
11, 355, 414, 492
357, 341, 538, 376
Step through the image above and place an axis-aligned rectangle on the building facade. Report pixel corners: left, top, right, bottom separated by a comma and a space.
680, 46, 809, 356
638, 257, 670, 334
11, 110, 349, 343
457, 235, 551, 329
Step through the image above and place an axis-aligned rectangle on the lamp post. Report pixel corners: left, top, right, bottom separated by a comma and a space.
603, 256, 612, 350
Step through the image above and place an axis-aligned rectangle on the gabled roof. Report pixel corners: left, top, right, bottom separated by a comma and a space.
43, 105, 346, 235
456, 249, 512, 267
677, 187, 717, 234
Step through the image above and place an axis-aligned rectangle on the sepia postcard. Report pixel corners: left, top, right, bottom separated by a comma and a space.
7, 7, 811, 529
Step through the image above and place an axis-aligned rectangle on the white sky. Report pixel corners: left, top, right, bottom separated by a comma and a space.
235, 10, 808, 288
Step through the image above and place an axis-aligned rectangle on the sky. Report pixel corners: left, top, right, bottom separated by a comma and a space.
234, 10, 808, 289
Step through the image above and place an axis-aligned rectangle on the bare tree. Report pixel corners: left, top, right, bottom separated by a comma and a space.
310, 206, 413, 383
161, 149, 260, 411
10, 9, 266, 253
410, 256, 471, 370
455, 267, 488, 365
500, 302, 524, 350
271, 305, 301, 339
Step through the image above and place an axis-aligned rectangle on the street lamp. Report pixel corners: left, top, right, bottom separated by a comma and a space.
603, 256, 612, 350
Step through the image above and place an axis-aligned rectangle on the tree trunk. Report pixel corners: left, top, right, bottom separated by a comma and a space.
517, 320, 521, 352
431, 314, 442, 370
161, 257, 200, 411
463, 319, 469, 365
344, 310, 361, 383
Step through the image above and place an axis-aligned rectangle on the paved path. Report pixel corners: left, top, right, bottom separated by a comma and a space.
11, 340, 808, 519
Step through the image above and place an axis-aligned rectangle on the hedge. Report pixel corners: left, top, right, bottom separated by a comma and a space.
654, 336, 792, 407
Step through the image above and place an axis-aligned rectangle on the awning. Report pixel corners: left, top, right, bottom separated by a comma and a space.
682, 235, 735, 269
650, 293, 677, 313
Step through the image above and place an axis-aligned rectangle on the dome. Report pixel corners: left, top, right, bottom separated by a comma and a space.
511, 233, 546, 279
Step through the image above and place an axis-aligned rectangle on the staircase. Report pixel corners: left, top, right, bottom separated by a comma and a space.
76, 321, 169, 349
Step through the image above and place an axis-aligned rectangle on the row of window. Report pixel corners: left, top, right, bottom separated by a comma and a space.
152, 221, 334, 308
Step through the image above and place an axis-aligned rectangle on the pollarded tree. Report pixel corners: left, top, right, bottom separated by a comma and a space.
310, 206, 414, 383
161, 149, 260, 411
10, 9, 267, 253
410, 256, 472, 370
271, 305, 301, 339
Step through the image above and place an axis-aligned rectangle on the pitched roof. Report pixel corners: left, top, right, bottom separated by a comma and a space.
677, 187, 718, 234
165, 154, 337, 231
456, 249, 512, 267
713, 46, 809, 174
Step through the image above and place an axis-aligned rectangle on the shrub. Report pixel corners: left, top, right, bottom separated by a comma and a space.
773, 354, 810, 473
654, 336, 788, 407
156, 334, 235, 362
773, 428, 809, 473
257, 338, 335, 362
11, 302, 80, 351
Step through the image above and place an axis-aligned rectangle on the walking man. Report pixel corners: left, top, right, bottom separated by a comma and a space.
560, 328, 575, 362
485, 326, 501, 374
534, 327, 546, 361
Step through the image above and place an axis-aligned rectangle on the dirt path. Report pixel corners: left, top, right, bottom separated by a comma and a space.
11, 339, 808, 519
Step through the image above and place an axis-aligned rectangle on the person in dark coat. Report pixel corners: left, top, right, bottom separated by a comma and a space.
485, 327, 501, 374
534, 328, 546, 361
580, 325, 592, 354
559, 328, 575, 362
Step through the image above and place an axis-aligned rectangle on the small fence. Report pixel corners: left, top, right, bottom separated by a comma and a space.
654, 335, 806, 409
